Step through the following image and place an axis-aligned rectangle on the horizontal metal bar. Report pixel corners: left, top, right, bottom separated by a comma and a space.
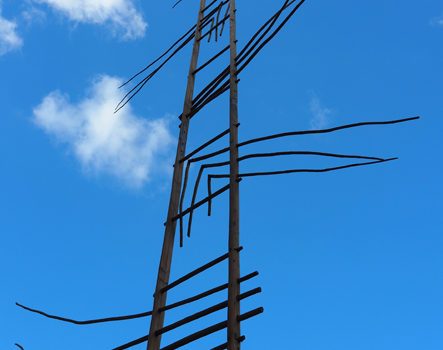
237, 287, 261, 301
112, 308, 261, 350
156, 287, 261, 336
160, 321, 227, 350
189, 146, 230, 163
157, 301, 227, 337
159, 271, 259, 313
160, 308, 263, 350
159, 247, 243, 294
194, 45, 230, 74
237, 307, 264, 322
180, 126, 232, 163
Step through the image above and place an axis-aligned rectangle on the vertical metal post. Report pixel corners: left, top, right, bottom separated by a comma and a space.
147, 1, 206, 349
227, 0, 241, 349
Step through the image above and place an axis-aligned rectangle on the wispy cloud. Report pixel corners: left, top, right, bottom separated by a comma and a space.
22, 6, 46, 24
34, 0, 147, 40
309, 93, 332, 130
0, 6, 23, 55
33, 75, 174, 188
430, 14, 443, 26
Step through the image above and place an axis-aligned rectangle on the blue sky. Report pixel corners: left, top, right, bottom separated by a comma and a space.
1, 0, 442, 349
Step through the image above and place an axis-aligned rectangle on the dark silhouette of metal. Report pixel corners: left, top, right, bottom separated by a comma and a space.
16, 302, 153, 325
17, 1, 419, 349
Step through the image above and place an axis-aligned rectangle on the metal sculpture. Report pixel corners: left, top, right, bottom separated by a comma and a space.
17, 1, 419, 349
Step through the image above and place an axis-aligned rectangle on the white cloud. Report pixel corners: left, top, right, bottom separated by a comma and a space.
33, 75, 174, 188
309, 94, 332, 130
430, 14, 443, 26
34, 0, 147, 39
22, 6, 47, 24
0, 7, 23, 55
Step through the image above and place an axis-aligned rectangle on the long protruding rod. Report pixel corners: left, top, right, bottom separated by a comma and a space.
227, 0, 241, 349
146, 1, 207, 349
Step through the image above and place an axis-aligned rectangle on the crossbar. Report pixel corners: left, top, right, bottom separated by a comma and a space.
159, 247, 243, 294
159, 308, 263, 350
159, 271, 259, 313
169, 183, 230, 223
156, 287, 261, 336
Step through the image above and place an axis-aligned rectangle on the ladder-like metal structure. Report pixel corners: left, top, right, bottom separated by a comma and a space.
17, 1, 419, 349
148, 2, 245, 348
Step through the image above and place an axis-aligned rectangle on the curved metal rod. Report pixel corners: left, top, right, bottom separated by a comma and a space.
184, 151, 386, 237
119, 24, 197, 90
186, 161, 229, 239
237, 0, 308, 75
170, 184, 231, 223
172, 0, 185, 8
205, 2, 225, 42
115, 33, 195, 112
238, 116, 419, 147
15, 344, 24, 350
236, 0, 290, 68
214, 1, 224, 40
208, 158, 398, 183
16, 302, 152, 325
238, 151, 384, 162
190, 80, 231, 119
115, 4, 222, 112
190, 0, 299, 117
236, 0, 290, 63
201, 0, 219, 13
192, 67, 229, 110
207, 18, 215, 42
219, 3, 230, 37
201, 14, 229, 41
179, 160, 229, 243
119, 0, 310, 116
189, 0, 308, 120
208, 152, 391, 212
178, 126, 233, 246
180, 117, 419, 166
179, 115, 418, 237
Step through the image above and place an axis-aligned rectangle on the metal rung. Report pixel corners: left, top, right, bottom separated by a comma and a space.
156, 288, 261, 335
160, 307, 263, 350
159, 271, 259, 312
159, 247, 243, 294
